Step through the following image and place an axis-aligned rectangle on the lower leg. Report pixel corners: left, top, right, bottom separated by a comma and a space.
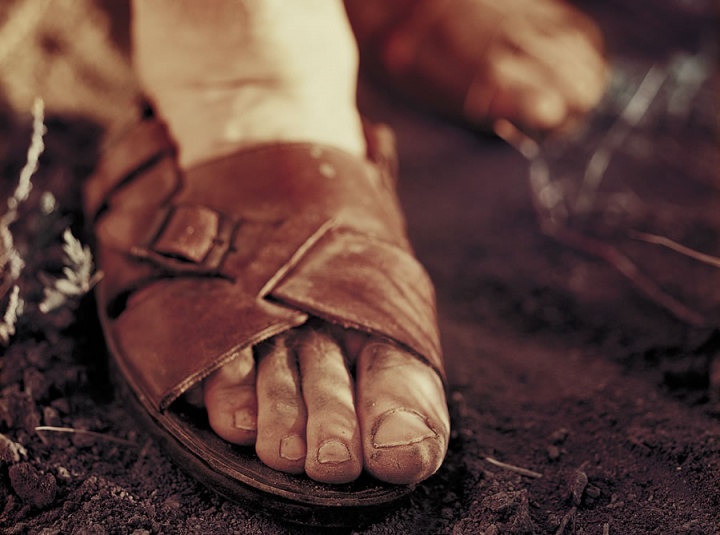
131, 0, 366, 168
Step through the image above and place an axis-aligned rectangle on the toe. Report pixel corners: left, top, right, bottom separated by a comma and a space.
255, 336, 308, 474
356, 341, 449, 485
297, 329, 363, 484
203, 347, 258, 446
482, 55, 570, 131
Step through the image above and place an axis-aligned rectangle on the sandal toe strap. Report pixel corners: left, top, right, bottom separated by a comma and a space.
86, 117, 444, 412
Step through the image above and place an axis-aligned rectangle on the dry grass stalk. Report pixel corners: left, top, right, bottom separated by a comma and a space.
484, 456, 543, 479
39, 228, 103, 313
5, 97, 45, 217
630, 230, 720, 269
494, 67, 712, 328
0, 285, 22, 345
1, 97, 45, 345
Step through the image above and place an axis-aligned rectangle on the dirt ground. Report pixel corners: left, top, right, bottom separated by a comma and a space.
1, 1, 719, 533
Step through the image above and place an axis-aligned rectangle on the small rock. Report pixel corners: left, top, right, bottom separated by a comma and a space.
571, 470, 589, 506
50, 398, 70, 414
55, 466, 71, 482
42, 406, 62, 427
0, 433, 28, 464
547, 445, 561, 461
8, 391, 41, 434
550, 428, 570, 444
586, 485, 601, 499
23, 368, 49, 402
9, 462, 57, 508
163, 493, 182, 511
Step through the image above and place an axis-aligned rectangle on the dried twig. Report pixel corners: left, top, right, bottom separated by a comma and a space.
35, 426, 137, 447
630, 230, 720, 268
576, 65, 667, 213
549, 226, 706, 327
484, 456, 543, 479
555, 506, 577, 535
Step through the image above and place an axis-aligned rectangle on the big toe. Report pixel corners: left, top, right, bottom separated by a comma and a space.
357, 341, 449, 485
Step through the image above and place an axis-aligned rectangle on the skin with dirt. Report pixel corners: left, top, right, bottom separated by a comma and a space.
1, 0, 719, 533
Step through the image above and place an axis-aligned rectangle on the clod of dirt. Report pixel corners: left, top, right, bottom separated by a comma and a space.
5, 390, 41, 434
550, 428, 570, 444
8, 462, 57, 508
480, 490, 536, 533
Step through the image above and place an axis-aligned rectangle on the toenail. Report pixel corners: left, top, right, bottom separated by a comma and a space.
233, 409, 257, 431
279, 435, 306, 461
317, 439, 351, 464
372, 409, 436, 449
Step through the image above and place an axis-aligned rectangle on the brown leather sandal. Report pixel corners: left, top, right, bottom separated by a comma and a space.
83, 110, 445, 526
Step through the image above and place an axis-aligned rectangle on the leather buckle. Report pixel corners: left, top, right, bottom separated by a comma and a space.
132, 204, 234, 274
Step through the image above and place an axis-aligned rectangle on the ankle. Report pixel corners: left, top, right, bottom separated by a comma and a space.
146, 83, 366, 168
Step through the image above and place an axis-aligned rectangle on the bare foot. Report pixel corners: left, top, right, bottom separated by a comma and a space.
345, 0, 609, 132
131, 0, 449, 485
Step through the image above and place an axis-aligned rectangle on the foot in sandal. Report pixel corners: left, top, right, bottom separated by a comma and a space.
90, 0, 450, 496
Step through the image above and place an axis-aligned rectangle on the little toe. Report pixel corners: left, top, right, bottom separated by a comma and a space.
297, 329, 363, 484
203, 347, 258, 446
255, 336, 308, 474
357, 341, 449, 485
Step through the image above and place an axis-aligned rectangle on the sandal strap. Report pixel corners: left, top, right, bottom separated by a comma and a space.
86, 116, 444, 411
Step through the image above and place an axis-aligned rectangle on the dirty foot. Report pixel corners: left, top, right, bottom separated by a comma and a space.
204, 328, 449, 485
